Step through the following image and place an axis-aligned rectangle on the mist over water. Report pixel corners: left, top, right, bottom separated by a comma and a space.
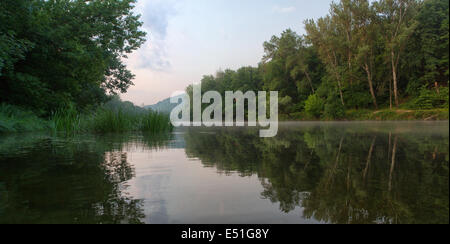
0, 122, 448, 224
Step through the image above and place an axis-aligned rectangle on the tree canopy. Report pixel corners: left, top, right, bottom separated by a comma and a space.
0, 0, 146, 115
188, 0, 449, 118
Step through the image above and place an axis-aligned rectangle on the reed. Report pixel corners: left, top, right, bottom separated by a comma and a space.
1, 101, 173, 134
51, 104, 82, 133
51, 106, 172, 134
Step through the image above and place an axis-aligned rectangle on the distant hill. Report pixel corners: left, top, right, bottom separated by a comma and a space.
145, 94, 185, 114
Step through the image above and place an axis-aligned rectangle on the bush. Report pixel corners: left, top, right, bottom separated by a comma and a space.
324, 93, 345, 119
439, 87, 449, 108
304, 94, 324, 118
410, 86, 449, 109
0, 104, 51, 133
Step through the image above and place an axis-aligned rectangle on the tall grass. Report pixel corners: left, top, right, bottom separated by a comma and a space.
1, 101, 173, 134
140, 111, 173, 134
51, 104, 82, 133
89, 108, 134, 133
89, 108, 173, 134
0, 104, 51, 133
52, 106, 173, 134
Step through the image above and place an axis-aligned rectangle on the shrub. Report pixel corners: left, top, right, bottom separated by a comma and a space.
410, 86, 449, 109
324, 93, 345, 119
0, 104, 50, 133
304, 94, 324, 118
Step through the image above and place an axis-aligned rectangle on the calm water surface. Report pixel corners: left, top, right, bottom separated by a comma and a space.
0, 122, 448, 224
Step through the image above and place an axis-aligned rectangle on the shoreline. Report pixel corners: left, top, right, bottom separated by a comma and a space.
280, 108, 449, 122
1, 108, 448, 134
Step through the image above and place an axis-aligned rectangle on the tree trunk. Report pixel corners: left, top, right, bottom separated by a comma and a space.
304, 70, 315, 94
329, 52, 345, 106
327, 136, 344, 187
391, 50, 399, 107
364, 63, 378, 109
363, 136, 376, 181
389, 78, 393, 110
337, 80, 345, 107
347, 159, 351, 191
389, 136, 398, 192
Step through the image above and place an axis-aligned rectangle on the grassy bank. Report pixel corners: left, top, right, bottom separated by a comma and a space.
283, 108, 449, 121
345, 108, 449, 121
0, 103, 173, 134
0, 104, 52, 133
2, 103, 448, 135
52, 107, 173, 134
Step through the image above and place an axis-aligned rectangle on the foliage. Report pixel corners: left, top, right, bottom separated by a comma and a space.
0, 104, 51, 133
409, 86, 449, 109
51, 97, 173, 134
52, 104, 82, 133
1, 0, 449, 123
0, 0, 146, 115
324, 93, 346, 119
186, 0, 448, 119
304, 95, 324, 118
1, 98, 173, 134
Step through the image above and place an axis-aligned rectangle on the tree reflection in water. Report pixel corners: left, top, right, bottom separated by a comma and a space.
0, 133, 172, 224
184, 123, 449, 224
0, 123, 447, 224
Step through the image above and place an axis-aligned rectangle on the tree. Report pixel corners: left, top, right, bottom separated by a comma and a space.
262, 30, 302, 102
414, 0, 449, 87
0, 0, 146, 114
374, 0, 419, 107
354, 0, 380, 109
305, 17, 346, 106
288, 38, 319, 96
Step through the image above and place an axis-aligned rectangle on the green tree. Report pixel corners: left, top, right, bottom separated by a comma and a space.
305, 17, 346, 107
354, 0, 381, 109
0, 0, 146, 114
262, 29, 305, 113
414, 0, 449, 87
374, 0, 419, 107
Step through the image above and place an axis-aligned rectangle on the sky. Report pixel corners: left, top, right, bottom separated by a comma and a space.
121, 0, 334, 106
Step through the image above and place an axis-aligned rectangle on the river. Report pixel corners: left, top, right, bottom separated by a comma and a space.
0, 121, 448, 224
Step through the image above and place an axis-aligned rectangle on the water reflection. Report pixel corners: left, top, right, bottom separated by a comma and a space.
0, 122, 448, 224
0, 133, 173, 224
185, 122, 449, 224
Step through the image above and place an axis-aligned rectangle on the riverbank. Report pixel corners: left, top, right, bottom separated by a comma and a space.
0, 103, 172, 134
2, 104, 448, 134
281, 108, 449, 121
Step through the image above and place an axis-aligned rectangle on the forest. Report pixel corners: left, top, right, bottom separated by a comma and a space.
187, 0, 449, 120
0, 0, 449, 134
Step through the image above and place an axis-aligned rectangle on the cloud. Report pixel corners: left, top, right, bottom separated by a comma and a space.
273, 6, 296, 14
131, 0, 178, 71
141, 0, 176, 39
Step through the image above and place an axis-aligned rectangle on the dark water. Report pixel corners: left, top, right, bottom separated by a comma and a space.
0, 122, 448, 224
